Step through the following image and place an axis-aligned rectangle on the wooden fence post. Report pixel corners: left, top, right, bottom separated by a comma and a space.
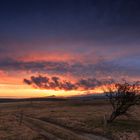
19, 110, 24, 125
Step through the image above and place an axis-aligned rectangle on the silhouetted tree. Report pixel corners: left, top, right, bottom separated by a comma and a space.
104, 81, 140, 123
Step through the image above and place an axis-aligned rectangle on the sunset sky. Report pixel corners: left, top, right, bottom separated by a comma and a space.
0, 0, 140, 98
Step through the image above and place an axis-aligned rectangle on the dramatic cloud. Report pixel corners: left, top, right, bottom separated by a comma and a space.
0, 58, 132, 79
24, 75, 115, 91
1, 56, 140, 82
24, 75, 77, 91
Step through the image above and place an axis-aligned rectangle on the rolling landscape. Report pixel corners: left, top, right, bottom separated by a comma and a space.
0, 97, 140, 140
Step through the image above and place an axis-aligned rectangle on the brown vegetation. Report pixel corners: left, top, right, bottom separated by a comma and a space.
0, 99, 139, 140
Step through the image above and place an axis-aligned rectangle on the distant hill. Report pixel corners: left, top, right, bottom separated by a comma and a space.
0, 97, 66, 103
0, 94, 107, 103
69, 93, 107, 100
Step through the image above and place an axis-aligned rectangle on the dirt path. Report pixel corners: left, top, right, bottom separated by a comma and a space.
16, 115, 109, 140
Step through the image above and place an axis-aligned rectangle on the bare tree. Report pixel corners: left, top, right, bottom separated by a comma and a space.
103, 81, 140, 123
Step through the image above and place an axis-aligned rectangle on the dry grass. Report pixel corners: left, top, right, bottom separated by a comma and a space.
0, 99, 139, 140
0, 114, 44, 140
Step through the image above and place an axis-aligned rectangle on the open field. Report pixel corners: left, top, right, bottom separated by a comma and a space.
0, 99, 140, 140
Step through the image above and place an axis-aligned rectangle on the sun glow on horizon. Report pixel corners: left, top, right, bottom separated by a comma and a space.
0, 83, 103, 98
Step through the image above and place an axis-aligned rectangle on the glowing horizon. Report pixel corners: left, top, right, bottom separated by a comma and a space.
0, 83, 104, 98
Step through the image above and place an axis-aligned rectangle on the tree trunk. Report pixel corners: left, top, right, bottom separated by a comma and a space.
107, 112, 118, 123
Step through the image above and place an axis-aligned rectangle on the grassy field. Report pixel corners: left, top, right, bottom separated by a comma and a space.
0, 99, 139, 140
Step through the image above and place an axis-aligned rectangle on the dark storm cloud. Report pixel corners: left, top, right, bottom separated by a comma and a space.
0, 58, 126, 78
24, 75, 109, 91
24, 75, 77, 91
77, 78, 101, 90
0, 58, 69, 74
0, 58, 140, 79
0, 0, 140, 81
